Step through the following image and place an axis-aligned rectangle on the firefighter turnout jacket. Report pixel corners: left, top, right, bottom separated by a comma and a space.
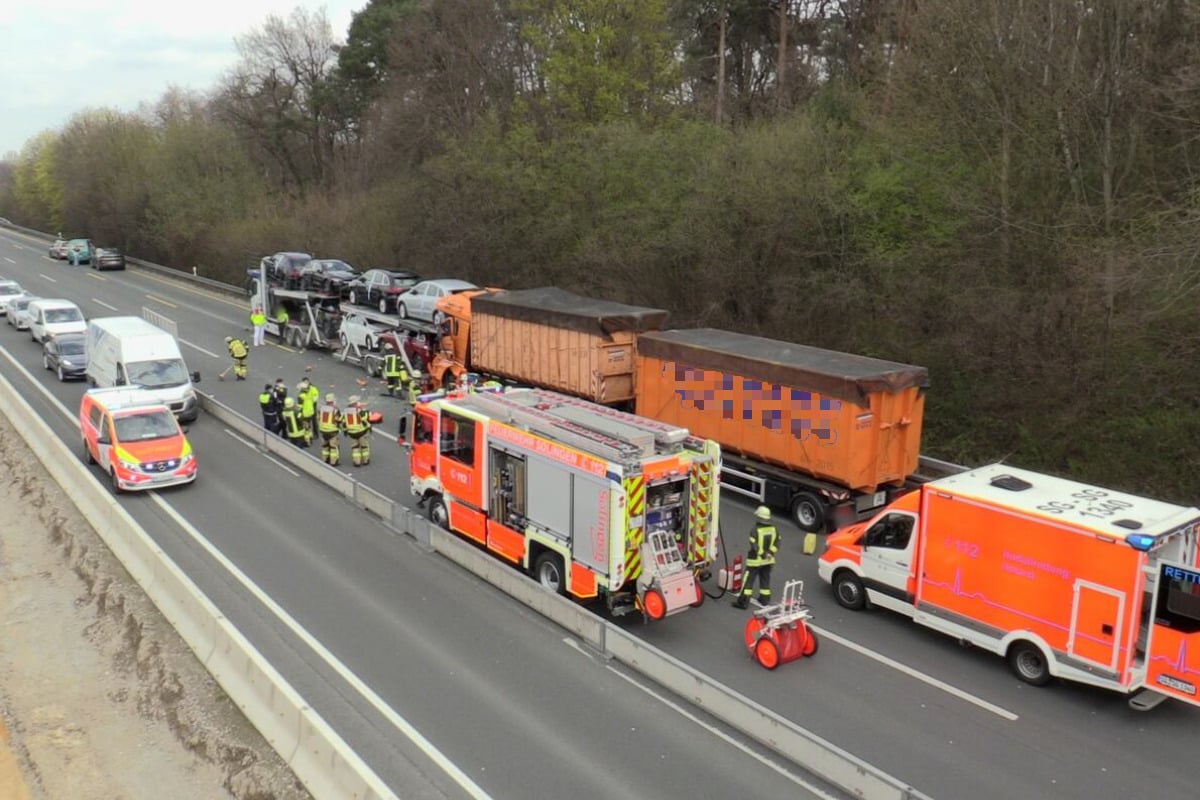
746, 523, 779, 568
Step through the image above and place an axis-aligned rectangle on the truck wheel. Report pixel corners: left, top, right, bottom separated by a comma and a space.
832, 570, 866, 610
533, 551, 566, 595
790, 492, 826, 532
1008, 642, 1052, 686
427, 496, 449, 530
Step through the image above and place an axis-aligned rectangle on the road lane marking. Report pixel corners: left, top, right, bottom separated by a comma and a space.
0, 344, 493, 800
565, 640, 842, 800
3, 256, 14, 264
809, 625, 1019, 720
39, 273, 57, 283
224, 429, 300, 476
92, 298, 118, 311
180, 339, 221, 359
87, 272, 107, 281
145, 294, 177, 308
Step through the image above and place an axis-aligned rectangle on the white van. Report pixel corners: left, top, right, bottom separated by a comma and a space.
85, 317, 201, 422
28, 299, 87, 343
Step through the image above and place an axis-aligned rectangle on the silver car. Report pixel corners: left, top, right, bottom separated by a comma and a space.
5, 295, 38, 330
0, 280, 23, 312
395, 279, 479, 323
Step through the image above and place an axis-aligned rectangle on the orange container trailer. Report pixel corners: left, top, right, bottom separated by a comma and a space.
635, 328, 927, 532
469, 288, 668, 405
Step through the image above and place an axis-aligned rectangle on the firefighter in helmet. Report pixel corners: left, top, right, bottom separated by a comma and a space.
317, 392, 343, 465
733, 505, 779, 609
342, 395, 372, 467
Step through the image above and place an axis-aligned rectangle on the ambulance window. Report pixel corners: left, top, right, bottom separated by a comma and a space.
88, 404, 103, 429
865, 514, 914, 550
1155, 567, 1200, 634
440, 413, 476, 467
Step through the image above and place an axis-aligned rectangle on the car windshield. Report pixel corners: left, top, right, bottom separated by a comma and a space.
126, 359, 189, 389
15, 299, 31, 310
284, 255, 311, 269
114, 411, 178, 442
323, 260, 354, 272
45, 307, 82, 323
57, 341, 86, 356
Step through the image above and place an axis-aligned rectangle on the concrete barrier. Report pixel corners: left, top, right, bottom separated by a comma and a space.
0, 371, 395, 800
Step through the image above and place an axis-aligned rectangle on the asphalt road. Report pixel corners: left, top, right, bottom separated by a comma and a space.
3, 229, 1197, 800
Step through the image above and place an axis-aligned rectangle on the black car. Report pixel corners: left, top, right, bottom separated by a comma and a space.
262, 251, 313, 288
300, 258, 359, 295
345, 269, 422, 313
93, 247, 126, 270
43, 333, 87, 381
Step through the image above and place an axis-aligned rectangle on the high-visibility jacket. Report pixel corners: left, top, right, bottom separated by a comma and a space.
275, 308, 289, 325
228, 338, 249, 359
281, 408, 304, 438
343, 405, 369, 435
250, 309, 267, 327
258, 391, 278, 414
745, 524, 779, 568
300, 385, 319, 417
383, 354, 408, 380
318, 403, 342, 434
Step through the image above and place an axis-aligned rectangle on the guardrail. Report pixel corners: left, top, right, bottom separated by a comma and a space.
198, 392, 932, 800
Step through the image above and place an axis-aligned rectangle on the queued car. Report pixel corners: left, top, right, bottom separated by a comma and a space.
262, 251, 312, 288
48, 239, 69, 259
66, 238, 94, 265
395, 278, 479, 323
5, 295, 38, 329
345, 269, 421, 314
93, 247, 126, 271
0, 280, 24, 313
43, 332, 87, 381
337, 311, 383, 352
27, 298, 86, 342
300, 258, 359, 295
79, 387, 197, 493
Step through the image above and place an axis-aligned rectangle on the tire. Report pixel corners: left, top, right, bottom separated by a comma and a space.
110, 469, 124, 495
432, 310, 445, 327
348, 289, 359, 305
43, 354, 50, 370
755, 636, 781, 670
397, 303, 408, 320
57, 365, 65, 382
532, 551, 566, 595
790, 492, 826, 533
339, 333, 349, 350
1008, 641, 1052, 686
690, 579, 705, 608
427, 496, 449, 530
378, 297, 389, 314
802, 628, 819, 657
82, 439, 95, 465
642, 588, 667, 620
832, 570, 867, 610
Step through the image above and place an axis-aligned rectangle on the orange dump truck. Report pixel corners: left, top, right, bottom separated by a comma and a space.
635, 328, 927, 532
431, 287, 668, 404
818, 464, 1200, 709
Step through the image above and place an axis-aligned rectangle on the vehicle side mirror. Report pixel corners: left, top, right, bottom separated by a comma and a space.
191, 371, 201, 383
181, 426, 190, 435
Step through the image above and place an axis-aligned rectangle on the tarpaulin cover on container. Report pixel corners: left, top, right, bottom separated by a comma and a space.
637, 328, 929, 408
472, 288, 669, 336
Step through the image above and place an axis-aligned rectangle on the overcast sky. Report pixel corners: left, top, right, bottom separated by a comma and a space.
0, 1, 366, 158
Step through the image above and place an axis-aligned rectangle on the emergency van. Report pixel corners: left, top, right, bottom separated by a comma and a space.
818, 463, 1200, 708
402, 387, 721, 620
86, 317, 200, 422
80, 387, 197, 493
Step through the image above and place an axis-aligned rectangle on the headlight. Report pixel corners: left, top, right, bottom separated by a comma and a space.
119, 459, 140, 472
180, 454, 194, 466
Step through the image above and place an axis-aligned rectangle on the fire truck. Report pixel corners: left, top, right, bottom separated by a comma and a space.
401, 387, 722, 620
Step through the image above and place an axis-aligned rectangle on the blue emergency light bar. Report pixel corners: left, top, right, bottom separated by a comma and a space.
1125, 534, 1158, 551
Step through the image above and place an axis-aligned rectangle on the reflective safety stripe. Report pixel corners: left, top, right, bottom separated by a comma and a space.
623, 474, 646, 583
282, 410, 304, 437
318, 405, 340, 432
746, 525, 778, 567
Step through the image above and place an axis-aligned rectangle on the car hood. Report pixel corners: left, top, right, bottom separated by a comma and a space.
116, 437, 191, 464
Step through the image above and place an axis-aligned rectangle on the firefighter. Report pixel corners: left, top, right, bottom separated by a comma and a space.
406, 371, 424, 406
297, 377, 320, 445
381, 352, 409, 396
225, 335, 249, 380
281, 397, 307, 448
317, 393, 342, 465
733, 505, 779, 609
258, 384, 281, 435
343, 395, 372, 467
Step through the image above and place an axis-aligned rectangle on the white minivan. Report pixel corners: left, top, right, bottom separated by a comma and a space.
85, 316, 201, 423
28, 299, 87, 343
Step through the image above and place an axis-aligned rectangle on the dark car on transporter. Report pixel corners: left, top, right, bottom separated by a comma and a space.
300, 258, 359, 295
261, 251, 313, 289
345, 269, 422, 314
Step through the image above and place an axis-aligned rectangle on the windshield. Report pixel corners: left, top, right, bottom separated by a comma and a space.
58, 341, 86, 356
45, 307, 83, 323
126, 359, 190, 389
114, 411, 178, 442
0, 285, 21, 296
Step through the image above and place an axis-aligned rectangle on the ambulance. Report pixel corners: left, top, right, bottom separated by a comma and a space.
79, 387, 198, 493
402, 387, 721, 620
818, 464, 1200, 708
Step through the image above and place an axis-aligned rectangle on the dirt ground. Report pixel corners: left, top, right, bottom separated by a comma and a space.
0, 416, 311, 800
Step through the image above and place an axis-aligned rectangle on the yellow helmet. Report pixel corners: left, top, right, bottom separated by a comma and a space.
284, 397, 295, 408
755, 505, 771, 521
